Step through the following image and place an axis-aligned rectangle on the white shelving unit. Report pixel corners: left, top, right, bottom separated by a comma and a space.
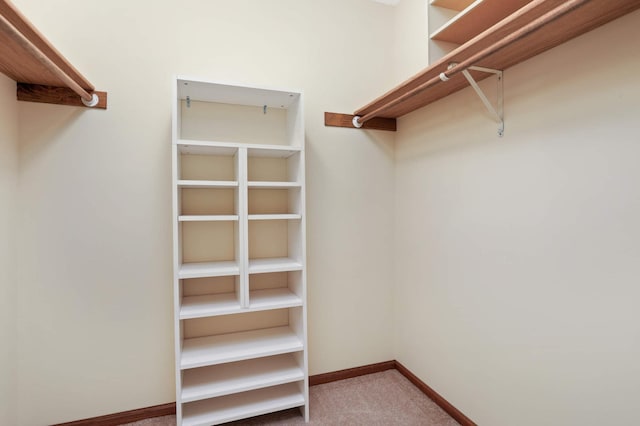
172, 77, 308, 425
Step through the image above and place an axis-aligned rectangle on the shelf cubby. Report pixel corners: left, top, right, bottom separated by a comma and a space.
248, 271, 303, 310
181, 354, 304, 403
182, 382, 305, 426
181, 326, 304, 370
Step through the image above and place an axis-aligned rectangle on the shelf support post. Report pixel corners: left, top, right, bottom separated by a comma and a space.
461, 66, 504, 137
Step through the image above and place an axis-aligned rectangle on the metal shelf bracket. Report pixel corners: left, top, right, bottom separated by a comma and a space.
462, 66, 504, 137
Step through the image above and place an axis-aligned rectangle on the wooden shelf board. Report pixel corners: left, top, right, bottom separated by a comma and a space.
179, 261, 240, 279
324, 112, 397, 131
179, 215, 239, 222
431, 0, 475, 11
355, 0, 640, 120
181, 354, 304, 403
17, 84, 107, 109
0, 0, 90, 87
178, 180, 238, 189
181, 326, 303, 369
182, 382, 305, 426
248, 258, 303, 274
0, 1, 106, 108
431, 0, 533, 45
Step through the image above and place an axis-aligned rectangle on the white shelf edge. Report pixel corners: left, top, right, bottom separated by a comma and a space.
180, 289, 302, 320
178, 180, 238, 188
249, 288, 303, 311
180, 355, 304, 403
248, 214, 301, 221
180, 293, 241, 320
248, 258, 303, 274
178, 261, 240, 279
181, 326, 303, 370
248, 181, 302, 188
177, 139, 303, 153
181, 383, 305, 426
179, 215, 239, 222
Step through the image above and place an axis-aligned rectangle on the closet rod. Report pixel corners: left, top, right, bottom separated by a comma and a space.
0, 11, 99, 107
354, 0, 590, 126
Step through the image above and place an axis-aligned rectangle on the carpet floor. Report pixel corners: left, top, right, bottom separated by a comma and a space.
123, 370, 459, 425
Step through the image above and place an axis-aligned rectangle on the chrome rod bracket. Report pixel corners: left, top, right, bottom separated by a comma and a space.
462, 66, 504, 137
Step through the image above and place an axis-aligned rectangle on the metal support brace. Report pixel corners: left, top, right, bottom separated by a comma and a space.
461, 66, 504, 137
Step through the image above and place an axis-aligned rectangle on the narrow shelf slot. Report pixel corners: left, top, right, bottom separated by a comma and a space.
181, 326, 303, 369
248, 258, 303, 274
179, 261, 240, 279
178, 180, 238, 189
179, 215, 239, 222
182, 382, 305, 426
181, 354, 304, 403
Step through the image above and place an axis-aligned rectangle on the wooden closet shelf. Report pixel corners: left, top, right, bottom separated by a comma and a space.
325, 0, 640, 130
0, 0, 107, 108
431, 0, 533, 45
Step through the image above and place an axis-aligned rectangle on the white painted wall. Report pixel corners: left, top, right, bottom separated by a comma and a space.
11, 0, 396, 424
394, 10, 640, 426
393, 0, 429, 83
0, 74, 18, 426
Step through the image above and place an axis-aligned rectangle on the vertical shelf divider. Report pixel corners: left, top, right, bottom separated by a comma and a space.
238, 147, 249, 309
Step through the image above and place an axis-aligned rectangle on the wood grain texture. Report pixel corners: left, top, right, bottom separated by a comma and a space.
17, 83, 107, 109
395, 361, 477, 426
53, 403, 176, 426
355, 0, 640, 120
431, 0, 533, 44
309, 360, 396, 386
324, 112, 397, 131
0, 0, 93, 89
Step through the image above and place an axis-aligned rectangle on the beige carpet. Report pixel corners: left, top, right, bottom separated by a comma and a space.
124, 370, 459, 425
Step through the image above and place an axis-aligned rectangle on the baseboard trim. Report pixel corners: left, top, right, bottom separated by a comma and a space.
309, 360, 396, 386
53, 402, 176, 426
394, 361, 477, 426
54, 361, 475, 426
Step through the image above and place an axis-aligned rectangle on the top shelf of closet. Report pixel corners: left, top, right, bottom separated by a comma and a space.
353, 0, 640, 121
430, 0, 533, 45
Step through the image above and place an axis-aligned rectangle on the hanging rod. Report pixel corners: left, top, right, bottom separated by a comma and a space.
324, 0, 639, 133
0, 0, 106, 108
354, 0, 588, 126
